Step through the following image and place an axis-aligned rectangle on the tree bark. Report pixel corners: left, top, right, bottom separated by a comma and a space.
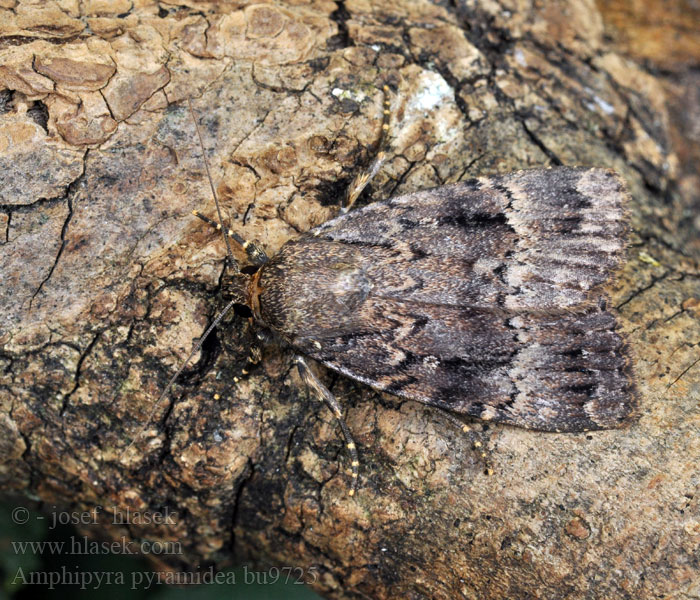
1, 1, 699, 599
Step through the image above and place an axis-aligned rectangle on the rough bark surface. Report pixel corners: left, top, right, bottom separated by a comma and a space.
1, 1, 699, 599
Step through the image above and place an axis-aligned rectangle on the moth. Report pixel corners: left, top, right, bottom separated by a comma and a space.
123, 87, 637, 495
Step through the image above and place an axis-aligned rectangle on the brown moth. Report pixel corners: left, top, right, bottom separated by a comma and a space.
123, 88, 636, 495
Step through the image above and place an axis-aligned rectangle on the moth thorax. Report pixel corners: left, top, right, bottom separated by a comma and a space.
258, 258, 372, 339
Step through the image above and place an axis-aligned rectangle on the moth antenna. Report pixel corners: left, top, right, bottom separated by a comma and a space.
342, 84, 392, 213
120, 98, 244, 462
187, 98, 238, 273
119, 298, 238, 461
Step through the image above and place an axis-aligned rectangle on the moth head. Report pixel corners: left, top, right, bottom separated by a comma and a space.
221, 269, 256, 310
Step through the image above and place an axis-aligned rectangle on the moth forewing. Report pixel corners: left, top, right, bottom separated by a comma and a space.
257, 167, 636, 432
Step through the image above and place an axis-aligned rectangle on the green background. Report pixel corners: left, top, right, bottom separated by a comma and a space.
0, 502, 320, 600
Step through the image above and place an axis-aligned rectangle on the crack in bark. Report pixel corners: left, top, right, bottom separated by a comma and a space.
28, 154, 87, 310
386, 155, 417, 198
518, 117, 563, 165
1, 209, 9, 244
666, 354, 700, 389
328, 0, 353, 50
616, 270, 672, 309
60, 331, 102, 416
229, 457, 255, 561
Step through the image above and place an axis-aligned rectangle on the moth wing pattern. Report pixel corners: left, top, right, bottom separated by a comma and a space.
257, 167, 636, 432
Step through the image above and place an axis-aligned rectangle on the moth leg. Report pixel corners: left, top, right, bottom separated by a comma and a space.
341, 84, 392, 214
440, 410, 472, 434
192, 210, 268, 267
433, 410, 492, 475
219, 318, 269, 383
232, 327, 263, 383
295, 356, 360, 496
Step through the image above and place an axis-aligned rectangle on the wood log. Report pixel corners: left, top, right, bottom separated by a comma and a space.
1, 1, 698, 598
